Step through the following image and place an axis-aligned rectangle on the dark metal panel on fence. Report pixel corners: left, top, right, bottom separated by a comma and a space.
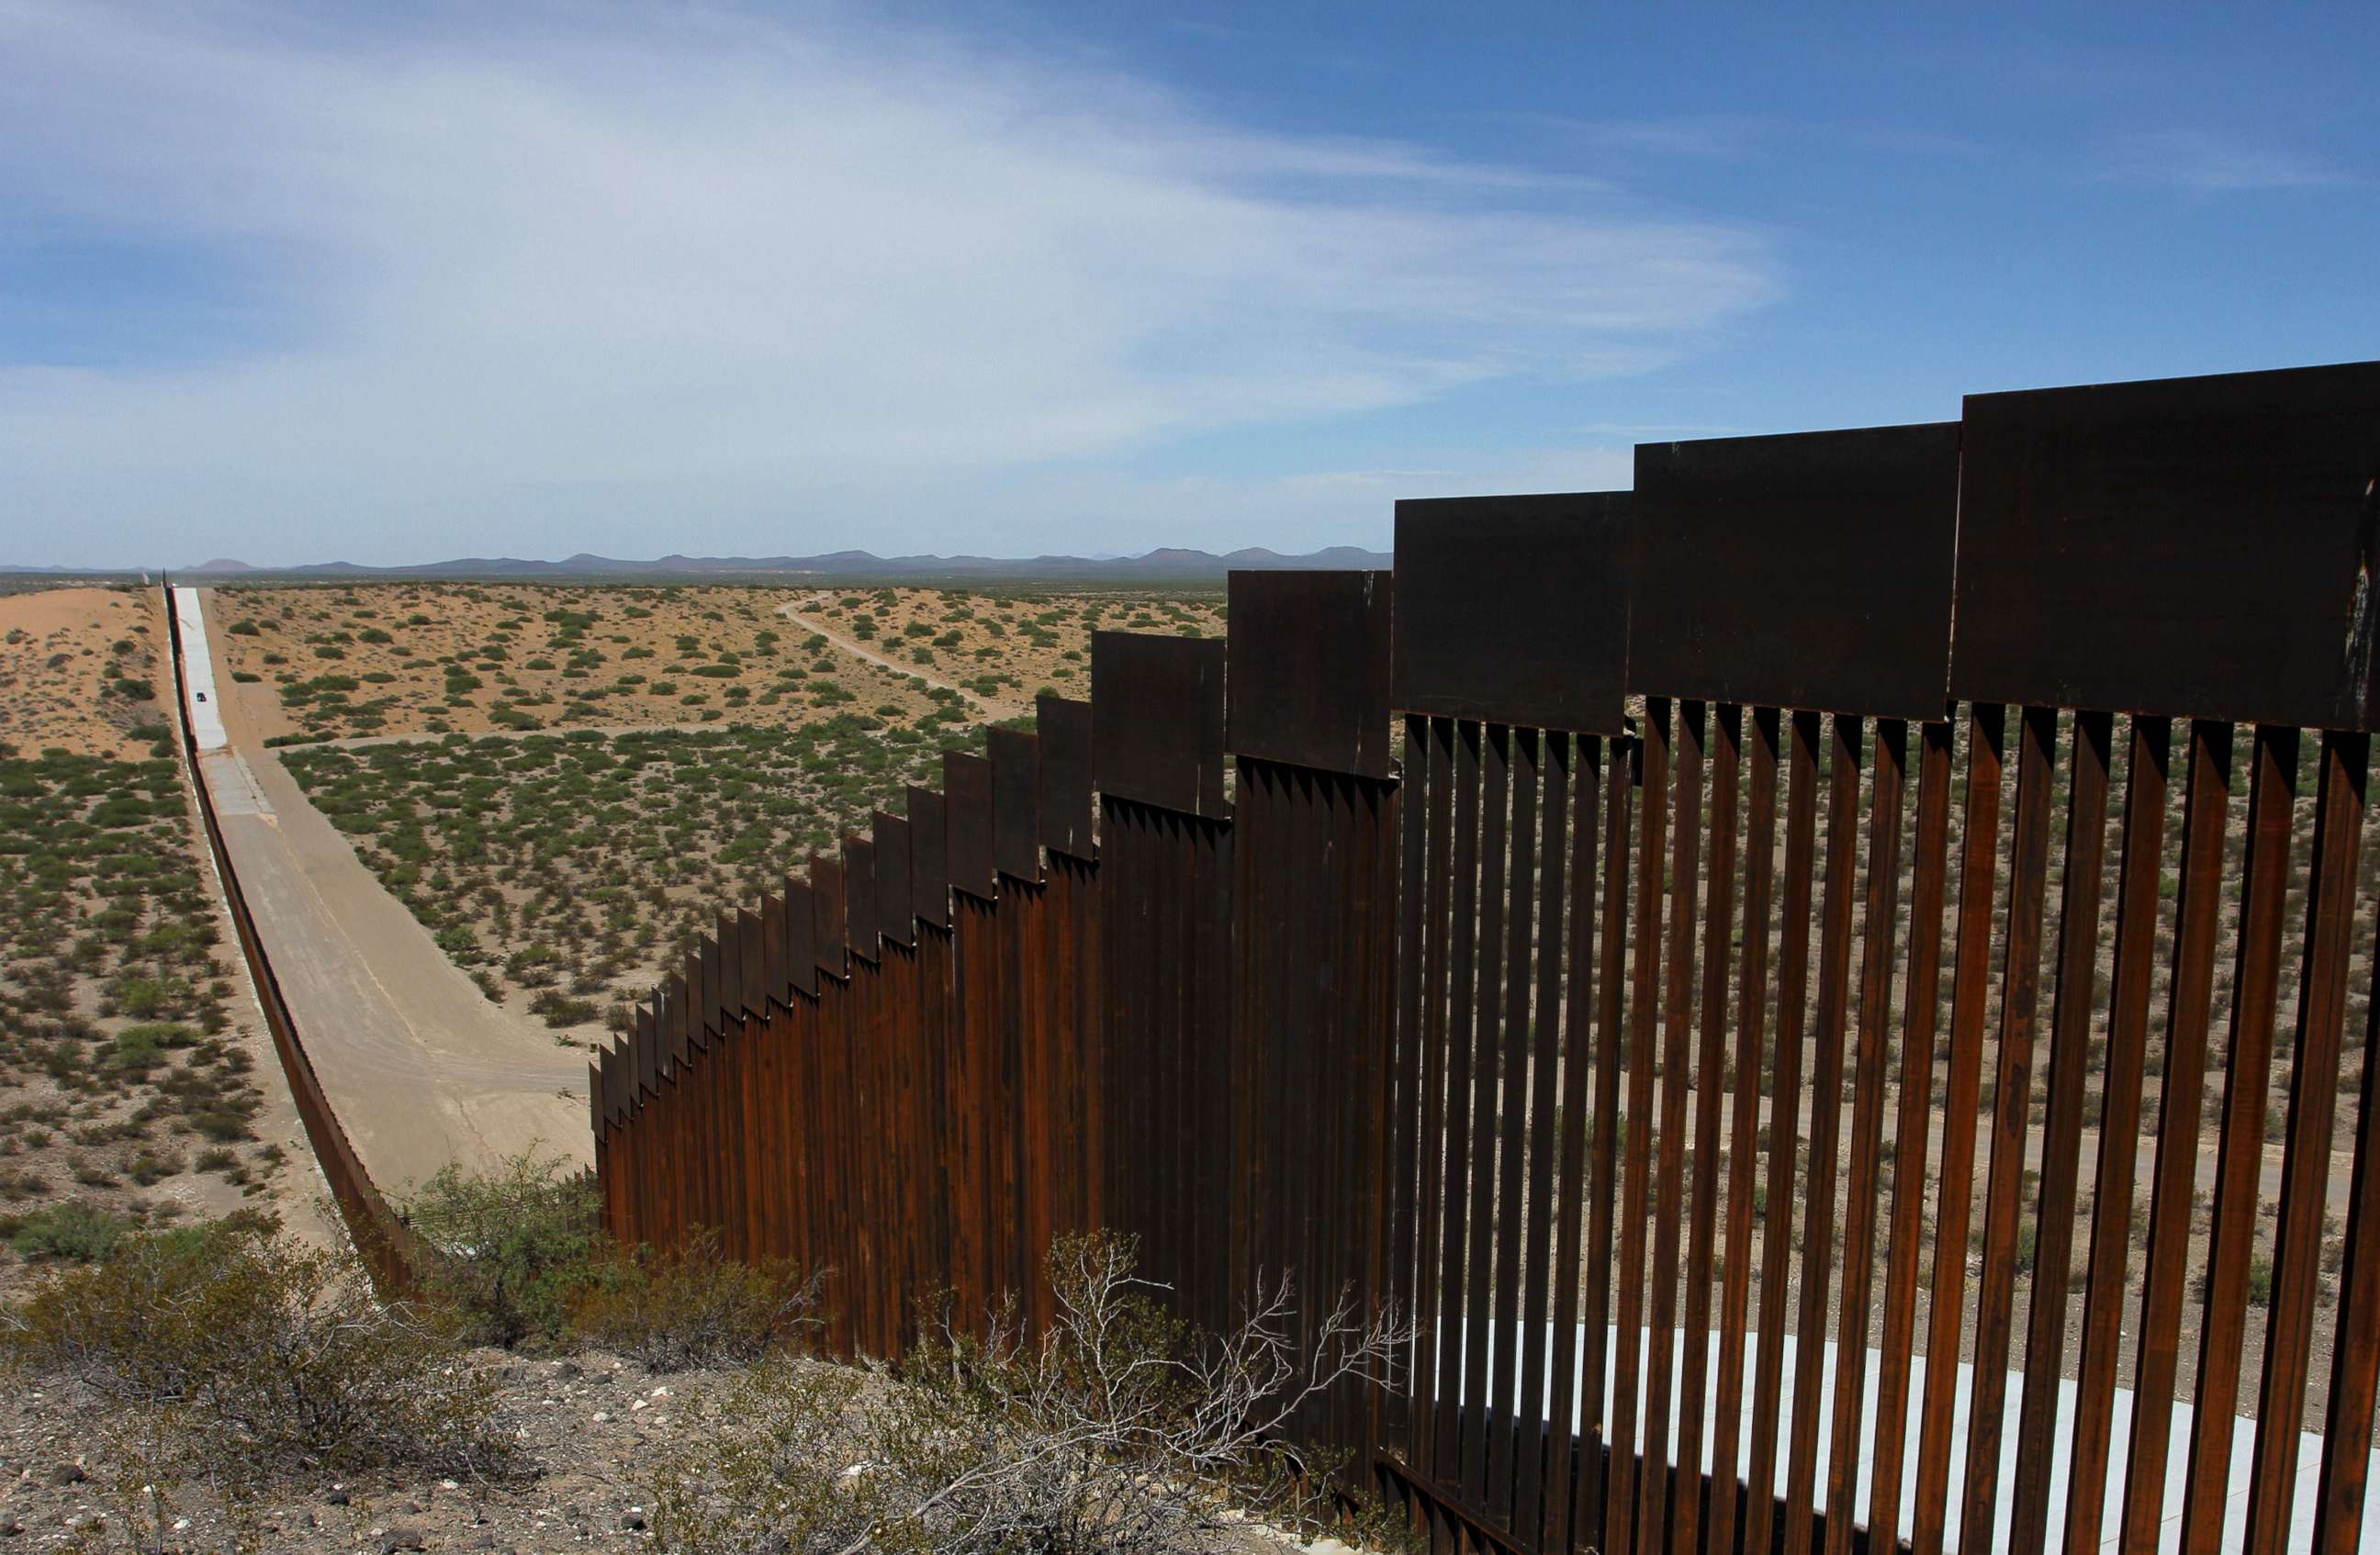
1225, 570, 1394, 778
1631, 422, 1959, 719
1392, 492, 1633, 733
947, 751, 997, 901
739, 908, 765, 1018
989, 727, 1042, 881
907, 786, 951, 929
783, 878, 819, 1000
1037, 696, 1095, 859
760, 893, 788, 1002
702, 930, 725, 1035
1951, 360, 2380, 728
1098, 794, 1234, 1331
1230, 754, 1399, 1486
873, 811, 915, 948
844, 834, 879, 963
811, 853, 848, 980
1093, 632, 1228, 818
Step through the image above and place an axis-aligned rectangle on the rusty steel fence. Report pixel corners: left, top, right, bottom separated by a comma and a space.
594, 361, 2380, 1555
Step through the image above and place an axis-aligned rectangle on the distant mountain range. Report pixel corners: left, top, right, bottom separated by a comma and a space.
145, 546, 1392, 582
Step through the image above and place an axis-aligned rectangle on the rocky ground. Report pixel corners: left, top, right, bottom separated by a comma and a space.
0, 1349, 692, 1551
0, 1350, 1354, 1555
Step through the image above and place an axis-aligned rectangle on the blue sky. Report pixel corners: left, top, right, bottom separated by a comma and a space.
1, 3, 2373, 567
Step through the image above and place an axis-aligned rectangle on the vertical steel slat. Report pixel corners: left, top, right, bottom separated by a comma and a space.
2009, 710, 2114, 1551
1391, 715, 1431, 1460
1911, 702, 2009, 1555
2120, 720, 2236, 1545
1606, 701, 1669, 1555
1414, 717, 1456, 1520
1544, 733, 1603, 1555
1868, 714, 1955, 1555
1640, 698, 1702, 1555
1959, 705, 2060, 1554
1783, 713, 1863, 1555
1823, 717, 1908, 1555
2062, 716, 2173, 1553
1677, 699, 1737, 1555
1746, 707, 1821, 1555
1711, 702, 1778, 1555
1432, 721, 1484, 1487
1487, 729, 1540, 1525
2181, 724, 2300, 1555
1518, 729, 1571, 1551
1459, 723, 1511, 1508
2316, 863, 2380, 1553
2244, 730, 2364, 1553
1576, 735, 1635, 1554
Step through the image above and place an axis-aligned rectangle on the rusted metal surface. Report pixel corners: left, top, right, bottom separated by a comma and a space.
1226, 570, 1395, 778
843, 834, 879, 963
586, 361, 2380, 1555
987, 727, 1041, 883
1953, 361, 2380, 729
945, 751, 996, 901
2249, 728, 2367, 1552
1633, 423, 1960, 720
1391, 493, 1633, 734
2183, 724, 2298, 1555
1093, 632, 1228, 818
1035, 696, 1095, 860
905, 786, 950, 929
1824, 717, 1907, 1555
871, 812, 913, 948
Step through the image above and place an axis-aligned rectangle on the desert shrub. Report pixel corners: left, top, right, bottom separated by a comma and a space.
530, 990, 599, 1027
651, 1231, 1404, 1555
403, 1149, 613, 1346
574, 1227, 825, 1372
6, 1217, 512, 1484
9, 1201, 131, 1262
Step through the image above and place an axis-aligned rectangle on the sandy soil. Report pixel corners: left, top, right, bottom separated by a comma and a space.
0, 587, 173, 759
203, 582, 1223, 743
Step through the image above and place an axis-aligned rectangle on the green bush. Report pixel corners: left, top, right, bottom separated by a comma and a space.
574, 1228, 823, 1372
404, 1149, 614, 1346
10, 1202, 131, 1262
7, 1217, 512, 1485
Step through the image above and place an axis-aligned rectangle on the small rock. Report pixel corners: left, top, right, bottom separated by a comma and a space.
619, 1509, 647, 1531
326, 1489, 351, 1506
379, 1527, 428, 1553
591, 1411, 611, 1424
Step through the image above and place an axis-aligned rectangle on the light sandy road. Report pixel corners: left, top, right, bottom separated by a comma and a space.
183, 589, 591, 1198
776, 597, 1020, 720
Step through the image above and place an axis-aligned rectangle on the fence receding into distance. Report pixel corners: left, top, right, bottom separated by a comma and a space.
593, 361, 2380, 1555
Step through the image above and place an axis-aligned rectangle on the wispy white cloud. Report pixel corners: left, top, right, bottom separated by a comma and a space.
0, 2, 1777, 564
2095, 129, 2347, 193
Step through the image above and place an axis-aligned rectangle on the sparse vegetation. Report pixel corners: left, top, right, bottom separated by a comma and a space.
281, 719, 994, 1026
0, 745, 278, 1251
651, 1231, 1405, 1555
6, 1213, 517, 1496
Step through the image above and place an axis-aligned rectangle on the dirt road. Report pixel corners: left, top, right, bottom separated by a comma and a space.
182, 589, 590, 1198
776, 597, 1020, 720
